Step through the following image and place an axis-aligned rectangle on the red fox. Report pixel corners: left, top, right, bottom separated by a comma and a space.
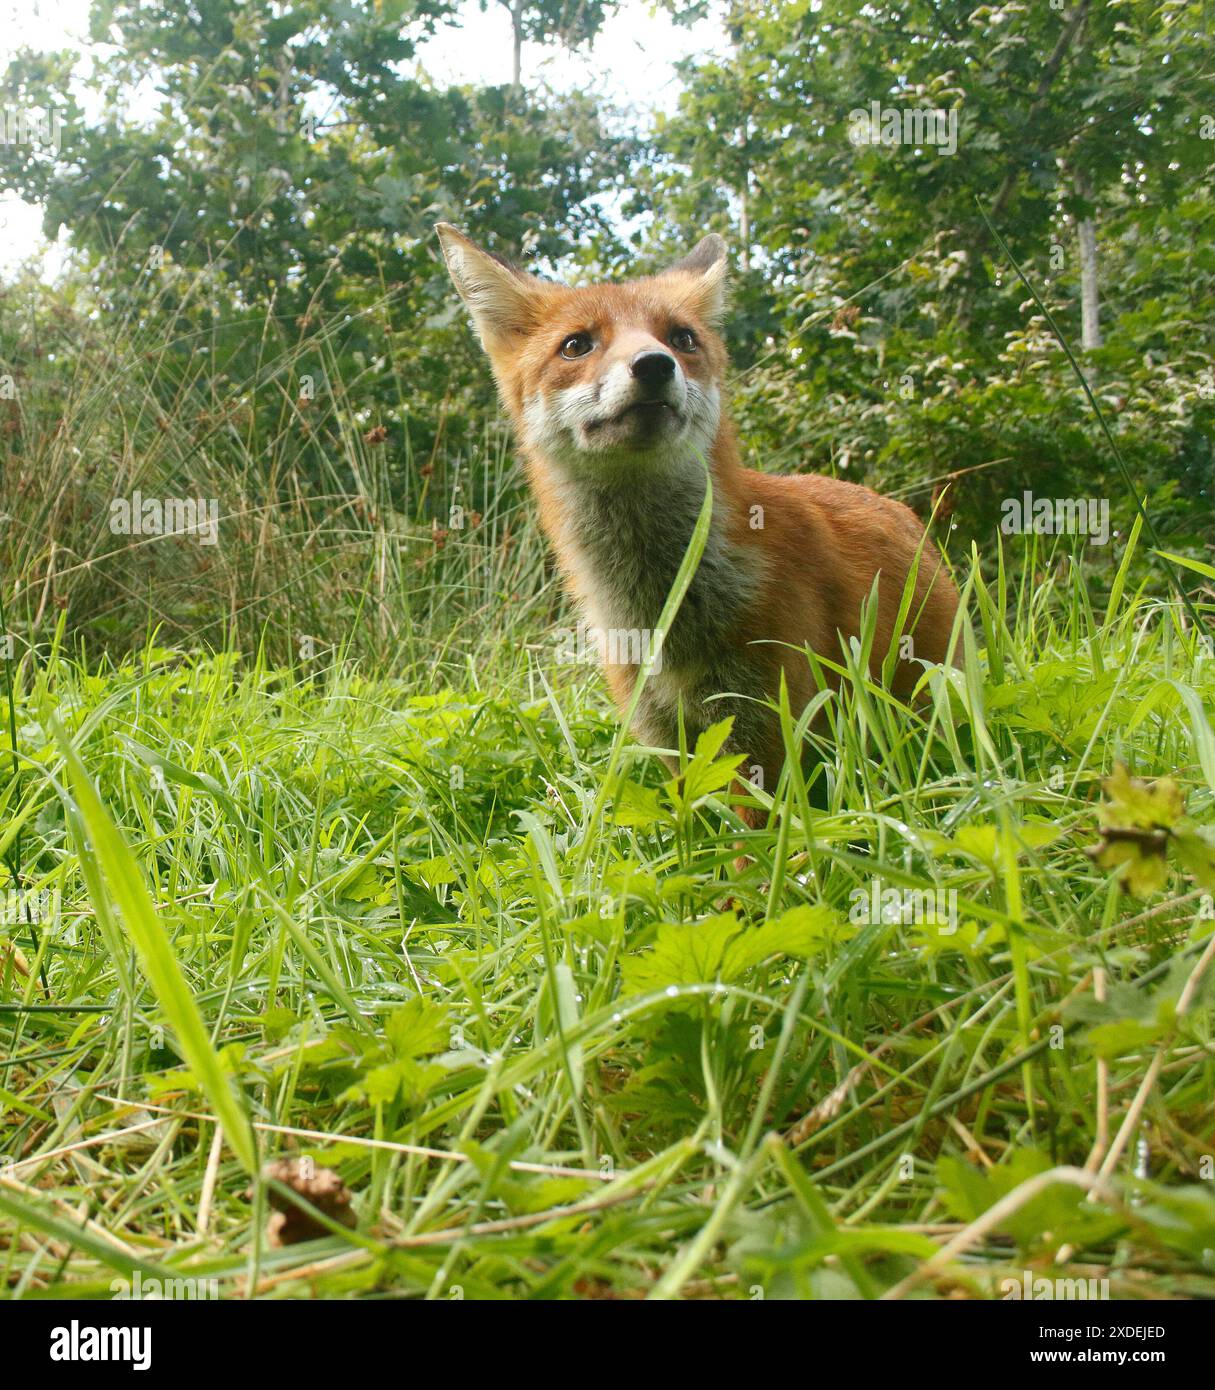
436, 224, 960, 808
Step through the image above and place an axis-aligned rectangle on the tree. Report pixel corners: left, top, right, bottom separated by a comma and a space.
0, 0, 635, 471
649, 0, 1215, 548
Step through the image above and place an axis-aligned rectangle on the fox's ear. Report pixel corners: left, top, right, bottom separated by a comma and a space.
435, 223, 546, 345
665, 234, 729, 326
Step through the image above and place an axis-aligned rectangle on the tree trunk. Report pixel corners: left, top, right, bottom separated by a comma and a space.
511, 1, 523, 90
736, 17, 752, 273
1074, 168, 1101, 351
738, 160, 751, 273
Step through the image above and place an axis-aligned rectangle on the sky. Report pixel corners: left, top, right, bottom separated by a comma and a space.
0, 0, 727, 277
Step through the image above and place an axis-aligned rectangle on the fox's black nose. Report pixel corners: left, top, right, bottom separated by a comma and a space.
629, 351, 676, 387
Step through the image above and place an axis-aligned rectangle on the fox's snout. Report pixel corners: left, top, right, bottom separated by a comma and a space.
585, 330, 686, 414
630, 350, 676, 390
630, 349, 675, 385
520, 325, 716, 464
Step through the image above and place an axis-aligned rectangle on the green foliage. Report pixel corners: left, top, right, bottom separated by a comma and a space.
2, 0, 1215, 1303
1, 0, 634, 474
937, 1149, 1125, 1255
651, 0, 1215, 555
1089, 761, 1215, 896
620, 904, 841, 999
2, 553, 1213, 1297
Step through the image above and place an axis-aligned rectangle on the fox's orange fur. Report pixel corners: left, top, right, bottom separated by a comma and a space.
436, 224, 959, 806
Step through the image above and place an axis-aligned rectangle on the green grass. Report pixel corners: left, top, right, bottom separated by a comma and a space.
0, 269, 553, 675
3, 530, 1215, 1300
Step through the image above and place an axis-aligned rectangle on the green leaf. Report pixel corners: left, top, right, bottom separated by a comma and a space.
1131, 1182, 1215, 1259
937, 1150, 1124, 1253
721, 904, 845, 975
610, 780, 668, 828
1088, 761, 1188, 896
384, 996, 451, 1060
621, 904, 841, 998
665, 718, 746, 811
404, 855, 458, 889
51, 719, 257, 1174
352, 1057, 445, 1107
1099, 762, 1185, 830
1154, 550, 1215, 582
1084, 1017, 1169, 1057
1173, 827, 1215, 891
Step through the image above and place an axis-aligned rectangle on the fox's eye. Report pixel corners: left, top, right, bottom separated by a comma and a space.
559, 333, 594, 359
670, 327, 698, 353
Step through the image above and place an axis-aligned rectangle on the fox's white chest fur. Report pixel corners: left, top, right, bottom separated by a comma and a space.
548, 461, 767, 752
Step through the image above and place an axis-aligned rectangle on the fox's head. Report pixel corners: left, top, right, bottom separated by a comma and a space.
436, 224, 728, 476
